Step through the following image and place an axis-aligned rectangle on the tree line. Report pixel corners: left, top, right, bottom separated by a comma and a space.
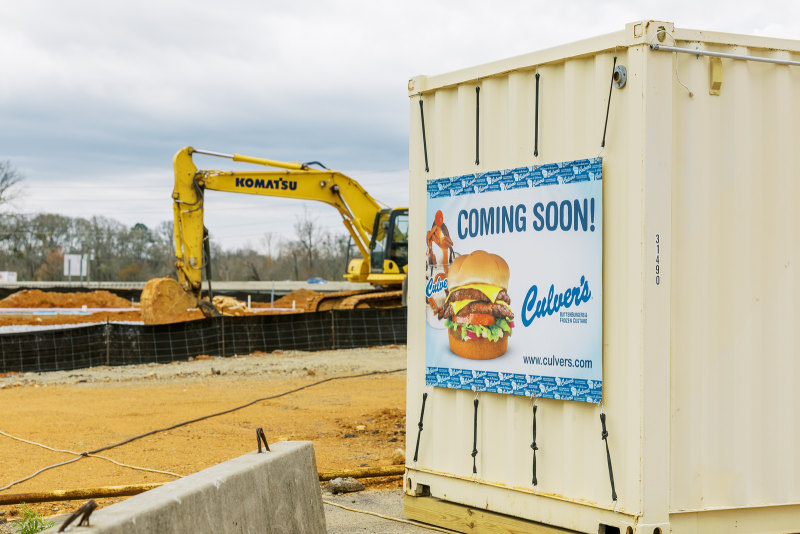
0, 211, 355, 283
0, 161, 355, 282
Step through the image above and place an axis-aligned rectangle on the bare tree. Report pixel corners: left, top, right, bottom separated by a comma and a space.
0, 161, 24, 207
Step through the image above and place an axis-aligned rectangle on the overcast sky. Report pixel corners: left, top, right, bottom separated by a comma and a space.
1, 1, 798, 253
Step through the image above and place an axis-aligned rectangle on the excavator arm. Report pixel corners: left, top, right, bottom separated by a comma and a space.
171, 146, 385, 298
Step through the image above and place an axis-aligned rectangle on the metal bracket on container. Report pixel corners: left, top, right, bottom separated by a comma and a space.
58, 499, 97, 532
612, 65, 627, 89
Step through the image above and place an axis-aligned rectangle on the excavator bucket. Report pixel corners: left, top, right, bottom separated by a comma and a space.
140, 277, 206, 325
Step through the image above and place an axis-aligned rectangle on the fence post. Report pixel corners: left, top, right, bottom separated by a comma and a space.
330, 310, 336, 350
221, 316, 225, 357
106, 320, 111, 366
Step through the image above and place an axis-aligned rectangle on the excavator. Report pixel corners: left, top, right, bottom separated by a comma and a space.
141, 147, 408, 324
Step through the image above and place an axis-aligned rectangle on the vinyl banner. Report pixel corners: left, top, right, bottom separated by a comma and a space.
424, 158, 602, 403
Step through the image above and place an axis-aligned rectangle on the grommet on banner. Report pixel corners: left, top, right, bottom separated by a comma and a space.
600, 407, 618, 502
530, 393, 539, 486
471, 389, 479, 479
412, 391, 428, 465
419, 99, 430, 173
534, 70, 540, 158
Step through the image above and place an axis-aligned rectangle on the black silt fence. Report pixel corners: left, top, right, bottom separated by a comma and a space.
0, 308, 407, 374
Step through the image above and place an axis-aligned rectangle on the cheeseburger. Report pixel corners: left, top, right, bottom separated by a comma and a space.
438, 250, 514, 359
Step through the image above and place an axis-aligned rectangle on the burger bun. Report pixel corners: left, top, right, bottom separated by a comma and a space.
448, 329, 509, 360
448, 250, 509, 289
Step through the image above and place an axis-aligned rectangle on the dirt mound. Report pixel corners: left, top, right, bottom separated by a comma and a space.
212, 295, 251, 316
0, 289, 133, 308
140, 277, 200, 325
272, 289, 320, 309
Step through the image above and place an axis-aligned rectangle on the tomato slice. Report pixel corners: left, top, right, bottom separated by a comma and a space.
454, 313, 495, 326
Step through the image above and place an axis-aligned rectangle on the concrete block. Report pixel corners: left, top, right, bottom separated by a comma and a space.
46, 441, 325, 534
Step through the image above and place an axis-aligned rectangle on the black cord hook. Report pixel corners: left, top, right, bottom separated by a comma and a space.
530, 402, 538, 486
534, 72, 540, 158
600, 411, 618, 501
475, 85, 481, 165
601, 55, 618, 148
412, 392, 428, 463
58, 499, 97, 532
419, 99, 429, 173
257, 427, 270, 453
471, 393, 479, 475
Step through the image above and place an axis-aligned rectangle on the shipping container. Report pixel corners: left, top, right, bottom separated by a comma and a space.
405, 20, 800, 534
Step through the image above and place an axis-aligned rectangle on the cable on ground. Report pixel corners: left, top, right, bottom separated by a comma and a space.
0, 430, 183, 478
0, 368, 406, 492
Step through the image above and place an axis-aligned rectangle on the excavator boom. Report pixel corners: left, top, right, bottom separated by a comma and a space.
146, 147, 407, 324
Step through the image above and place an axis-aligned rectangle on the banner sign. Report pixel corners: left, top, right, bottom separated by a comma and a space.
424, 158, 603, 403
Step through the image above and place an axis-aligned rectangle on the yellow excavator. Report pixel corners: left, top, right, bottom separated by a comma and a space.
141, 147, 408, 324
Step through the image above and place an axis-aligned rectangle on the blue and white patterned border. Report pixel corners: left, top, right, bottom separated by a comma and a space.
426, 367, 602, 404
426, 158, 602, 199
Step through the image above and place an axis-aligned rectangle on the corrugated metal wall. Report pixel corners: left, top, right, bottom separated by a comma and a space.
669, 37, 800, 513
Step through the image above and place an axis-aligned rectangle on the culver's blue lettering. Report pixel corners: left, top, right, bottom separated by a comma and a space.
521, 276, 591, 327
235, 177, 297, 191
425, 276, 447, 298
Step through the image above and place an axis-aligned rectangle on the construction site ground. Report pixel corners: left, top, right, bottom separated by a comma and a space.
0, 288, 325, 327
0, 289, 413, 530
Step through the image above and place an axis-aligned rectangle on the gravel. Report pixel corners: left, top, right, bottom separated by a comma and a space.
0, 321, 142, 335
0, 345, 406, 388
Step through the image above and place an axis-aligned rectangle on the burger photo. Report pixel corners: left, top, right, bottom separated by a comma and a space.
437, 250, 514, 359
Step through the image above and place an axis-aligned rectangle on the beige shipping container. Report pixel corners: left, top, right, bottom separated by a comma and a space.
405, 20, 800, 534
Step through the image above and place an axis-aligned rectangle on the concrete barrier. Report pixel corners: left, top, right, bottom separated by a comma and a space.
45, 441, 326, 534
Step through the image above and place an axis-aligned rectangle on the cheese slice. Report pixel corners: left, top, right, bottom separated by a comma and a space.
449, 298, 511, 316
450, 299, 475, 315
457, 283, 503, 302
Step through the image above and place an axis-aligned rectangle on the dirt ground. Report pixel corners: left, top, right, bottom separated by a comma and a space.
0, 289, 319, 327
0, 345, 408, 523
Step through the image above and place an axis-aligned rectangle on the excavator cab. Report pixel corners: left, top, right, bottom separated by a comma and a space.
369, 208, 408, 275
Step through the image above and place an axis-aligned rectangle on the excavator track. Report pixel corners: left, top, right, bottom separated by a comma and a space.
305, 289, 404, 312
337, 290, 403, 310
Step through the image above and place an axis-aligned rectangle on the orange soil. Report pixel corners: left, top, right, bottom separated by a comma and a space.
0, 370, 406, 519
0, 290, 133, 309
0, 289, 318, 326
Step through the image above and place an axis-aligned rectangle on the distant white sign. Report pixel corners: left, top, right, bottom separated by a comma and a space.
0, 271, 17, 282
64, 254, 88, 277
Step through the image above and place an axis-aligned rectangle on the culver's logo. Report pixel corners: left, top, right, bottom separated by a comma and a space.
425, 273, 448, 298
521, 275, 591, 327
